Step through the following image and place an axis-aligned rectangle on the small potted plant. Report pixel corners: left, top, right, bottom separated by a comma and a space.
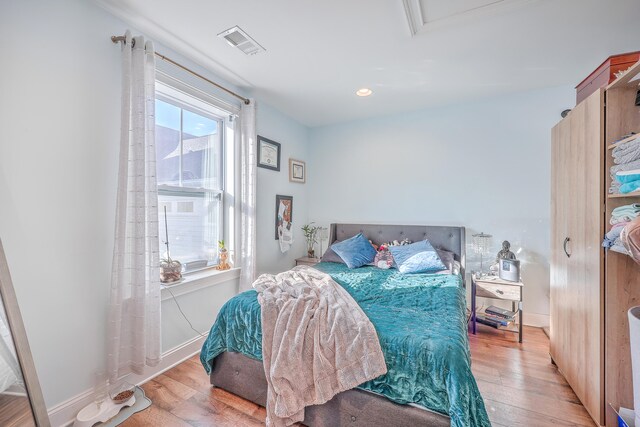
160, 206, 182, 283
160, 255, 182, 283
301, 223, 320, 258
216, 240, 230, 270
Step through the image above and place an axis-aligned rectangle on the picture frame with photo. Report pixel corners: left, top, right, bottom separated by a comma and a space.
289, 159, 306, 183
275, 195, 293, 240
257, 136, 281, 171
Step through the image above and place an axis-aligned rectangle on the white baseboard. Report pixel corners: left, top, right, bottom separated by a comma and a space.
47, 335, 206, 427
522, 312, 549, 328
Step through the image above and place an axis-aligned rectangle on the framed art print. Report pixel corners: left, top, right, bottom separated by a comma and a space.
257, 136, 281, 171
289, 159, 306, 183
275, 195, 293, 240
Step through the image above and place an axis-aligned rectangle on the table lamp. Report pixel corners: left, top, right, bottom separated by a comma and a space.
472, 232, 492, 275
318, 227, 329, 259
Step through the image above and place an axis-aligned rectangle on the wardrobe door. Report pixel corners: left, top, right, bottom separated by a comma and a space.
551, 89, 604, 426
550, 111, 572, 375
572, 90, 604, 426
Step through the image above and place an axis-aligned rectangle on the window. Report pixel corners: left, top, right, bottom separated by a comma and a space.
155, 77, 236, 272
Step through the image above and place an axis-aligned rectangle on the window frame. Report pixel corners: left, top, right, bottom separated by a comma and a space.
155, 71, 238, 275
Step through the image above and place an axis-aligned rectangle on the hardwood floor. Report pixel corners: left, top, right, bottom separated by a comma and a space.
469, 325, 595, 427
122, 326, 594, 427
0, 394, 36, 427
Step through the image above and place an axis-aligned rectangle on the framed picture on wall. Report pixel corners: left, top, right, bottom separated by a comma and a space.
275, 195, 293, 240
289, 159, 306, 183
257, 136, 281, 171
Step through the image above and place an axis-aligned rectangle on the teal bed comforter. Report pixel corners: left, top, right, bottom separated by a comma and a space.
200, 263, 491, 427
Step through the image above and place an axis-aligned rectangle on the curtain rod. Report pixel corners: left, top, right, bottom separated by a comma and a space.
111, 35, 251, 105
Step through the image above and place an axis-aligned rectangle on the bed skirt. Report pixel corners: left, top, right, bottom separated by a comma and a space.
210, 351, 451, 427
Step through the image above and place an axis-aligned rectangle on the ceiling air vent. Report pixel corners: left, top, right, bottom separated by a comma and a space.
218, 26, 265, 56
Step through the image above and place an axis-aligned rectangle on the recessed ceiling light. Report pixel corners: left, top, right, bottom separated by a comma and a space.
356, 88, 373, 97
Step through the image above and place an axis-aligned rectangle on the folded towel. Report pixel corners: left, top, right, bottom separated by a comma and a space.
603, 225, 627, 248
610, 183, 622, 194
610, 205, 640, 224
603, 236, 615, 248
620, 180, 640, 194
609, 160, 640, 193
616, 169, 640, 184
612, 215, 639, 225
606, 226, 625, 241
610, 244, 630, 254
612, 159, 640, 175
612, 204, 640, 216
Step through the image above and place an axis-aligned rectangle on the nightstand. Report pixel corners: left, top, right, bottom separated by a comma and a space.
295, 257, 320, 266
471, 274, 523, 343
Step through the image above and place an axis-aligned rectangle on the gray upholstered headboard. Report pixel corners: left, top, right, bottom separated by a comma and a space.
328, 223, 466, 276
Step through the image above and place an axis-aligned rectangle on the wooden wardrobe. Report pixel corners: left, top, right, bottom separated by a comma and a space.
550, 62, 640, 427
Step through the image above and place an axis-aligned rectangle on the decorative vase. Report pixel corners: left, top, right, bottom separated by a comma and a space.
217, 248, 230, 270
160, 258, 182, 283
307, 249, 315, 258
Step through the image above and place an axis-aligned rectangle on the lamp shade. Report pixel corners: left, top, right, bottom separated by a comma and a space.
472, 232, 492, 256
318, 227, 329, 240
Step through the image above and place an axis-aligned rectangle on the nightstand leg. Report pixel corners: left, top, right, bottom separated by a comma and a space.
471, 280, 477, 334
518, 300, 523, 343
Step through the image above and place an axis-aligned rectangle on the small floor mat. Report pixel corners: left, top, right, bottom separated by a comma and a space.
100, 386, 151, 426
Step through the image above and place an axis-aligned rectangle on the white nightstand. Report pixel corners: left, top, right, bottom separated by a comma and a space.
471, 274, 524, 343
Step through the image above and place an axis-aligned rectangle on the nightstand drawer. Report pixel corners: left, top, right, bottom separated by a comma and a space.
475, 282, 520, 300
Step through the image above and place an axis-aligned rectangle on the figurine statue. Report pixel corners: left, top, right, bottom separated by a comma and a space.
496, 240, 516, 263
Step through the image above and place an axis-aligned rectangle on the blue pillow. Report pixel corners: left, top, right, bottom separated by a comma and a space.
330, 233, 377, 269
389, 240, 446, 274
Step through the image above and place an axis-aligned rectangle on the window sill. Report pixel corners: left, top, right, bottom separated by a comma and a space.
160, 267, 241, 301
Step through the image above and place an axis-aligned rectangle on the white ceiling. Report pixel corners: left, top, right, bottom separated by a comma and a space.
99, 0, 640, 127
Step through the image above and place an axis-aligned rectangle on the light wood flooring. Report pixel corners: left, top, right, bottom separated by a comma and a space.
122, 325, 595, 427
0, 394, 36, 427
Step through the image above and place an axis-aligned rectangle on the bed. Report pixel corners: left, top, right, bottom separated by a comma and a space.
200, 224, 490, 427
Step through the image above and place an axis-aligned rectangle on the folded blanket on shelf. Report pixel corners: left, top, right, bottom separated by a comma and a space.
253, 266, 387, 427
613, 136, 640, 165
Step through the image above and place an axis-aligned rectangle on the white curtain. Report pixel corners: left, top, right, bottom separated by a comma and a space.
0, 303, 21, 394
107, 31, 161, 382
238, 100, 257, 291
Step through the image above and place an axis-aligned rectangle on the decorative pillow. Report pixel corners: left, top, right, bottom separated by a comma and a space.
389, 240, 446, 274
331, 233, 377, 269
373, 248, 394, 269
321, 242, 346, 264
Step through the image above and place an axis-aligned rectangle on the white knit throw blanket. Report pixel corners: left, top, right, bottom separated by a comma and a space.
253, 266, 387, 426
613, 136, 640, 165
